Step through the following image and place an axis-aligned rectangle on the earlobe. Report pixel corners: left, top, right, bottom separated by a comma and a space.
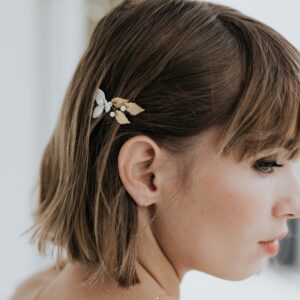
117, 135, 161, 207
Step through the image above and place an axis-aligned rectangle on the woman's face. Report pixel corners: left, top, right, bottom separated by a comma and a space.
154, 126, 300, 280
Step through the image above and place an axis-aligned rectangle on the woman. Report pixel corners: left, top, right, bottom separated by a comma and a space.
11, 0, 300, 299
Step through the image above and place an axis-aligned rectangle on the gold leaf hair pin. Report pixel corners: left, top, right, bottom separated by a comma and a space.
92, 88, 145, 124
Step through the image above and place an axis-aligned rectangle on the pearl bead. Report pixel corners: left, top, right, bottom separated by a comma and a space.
120, 105, 126, 112
109, 111, 115, 117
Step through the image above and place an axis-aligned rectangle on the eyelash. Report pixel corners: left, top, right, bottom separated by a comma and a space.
254, 159, 284, 174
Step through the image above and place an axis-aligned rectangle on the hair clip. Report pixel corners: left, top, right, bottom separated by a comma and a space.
92, 88, 145, 124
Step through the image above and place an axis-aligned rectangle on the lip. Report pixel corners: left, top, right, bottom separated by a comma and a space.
259, 231, 288, 243
258, 240, 280, 256
258, 231, 288, 256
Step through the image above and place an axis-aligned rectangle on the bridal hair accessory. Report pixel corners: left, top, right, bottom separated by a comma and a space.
92, 88, 145, 124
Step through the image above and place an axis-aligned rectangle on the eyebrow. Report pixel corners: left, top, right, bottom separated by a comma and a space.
284, 139, 296, 150
261, 139, 297, 160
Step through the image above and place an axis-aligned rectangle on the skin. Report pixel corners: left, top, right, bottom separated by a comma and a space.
11, 126, 300, 300
116, 125, 300, 297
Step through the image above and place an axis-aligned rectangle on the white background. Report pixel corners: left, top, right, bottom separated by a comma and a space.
0, 0, 299, 299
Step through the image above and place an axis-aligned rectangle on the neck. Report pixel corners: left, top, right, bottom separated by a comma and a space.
135, 206, 181, 298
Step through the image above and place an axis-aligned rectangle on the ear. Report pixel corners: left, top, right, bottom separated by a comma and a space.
117, 135, 166, 207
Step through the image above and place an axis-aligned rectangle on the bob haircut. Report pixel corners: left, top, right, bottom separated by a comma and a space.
28, 0, 300, 289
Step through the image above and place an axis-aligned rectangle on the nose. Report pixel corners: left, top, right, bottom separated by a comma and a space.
273, 164, 300, 219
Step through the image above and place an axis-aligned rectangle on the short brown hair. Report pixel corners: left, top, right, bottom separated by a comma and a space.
27, 0, 300, 289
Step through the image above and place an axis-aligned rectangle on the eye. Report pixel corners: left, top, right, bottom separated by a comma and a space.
254, 159, 284, 174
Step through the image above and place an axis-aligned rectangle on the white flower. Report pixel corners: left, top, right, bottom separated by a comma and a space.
92, 88, 113, 118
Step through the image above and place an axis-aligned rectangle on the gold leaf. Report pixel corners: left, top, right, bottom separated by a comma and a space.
115, 110, 130, 124
111, 97, 130, 108
126, 102, 145, 115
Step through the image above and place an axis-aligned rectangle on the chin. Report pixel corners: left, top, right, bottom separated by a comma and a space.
206, 263, 264, 281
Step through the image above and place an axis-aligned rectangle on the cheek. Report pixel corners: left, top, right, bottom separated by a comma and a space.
155, 164, 274, 280
186, 168, 273, 275
194, 169, 271, 241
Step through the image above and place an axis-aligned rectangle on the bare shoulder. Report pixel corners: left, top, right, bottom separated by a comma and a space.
10, 263, 65, 300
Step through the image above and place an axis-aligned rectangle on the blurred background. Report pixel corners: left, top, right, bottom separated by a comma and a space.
0, 0, 300, 299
